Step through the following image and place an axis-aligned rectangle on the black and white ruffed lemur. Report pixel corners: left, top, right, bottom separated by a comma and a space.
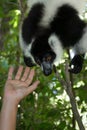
20, 0, 87, 76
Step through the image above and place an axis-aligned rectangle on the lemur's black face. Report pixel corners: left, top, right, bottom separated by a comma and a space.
34, 51, 56, 76
24, 35, 56, 76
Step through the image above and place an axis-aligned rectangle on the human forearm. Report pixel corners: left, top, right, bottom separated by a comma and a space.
0, 98, 18, 130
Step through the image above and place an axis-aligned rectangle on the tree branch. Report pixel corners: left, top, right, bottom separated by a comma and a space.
54, 63, 85, 130
17, 0, 26, 21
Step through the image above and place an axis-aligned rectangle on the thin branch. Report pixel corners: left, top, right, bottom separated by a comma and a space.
17, 0, 25, 21
54, 64, 85, 130
67, 50, 76, 129
18, 0, 23, 13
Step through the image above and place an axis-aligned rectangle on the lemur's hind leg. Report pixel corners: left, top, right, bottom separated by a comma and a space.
69, 26, 87, 74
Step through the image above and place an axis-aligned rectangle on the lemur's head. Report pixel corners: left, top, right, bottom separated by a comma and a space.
20, 24, 63, 76
21, 31, 64, 76
24, 34, 56, 76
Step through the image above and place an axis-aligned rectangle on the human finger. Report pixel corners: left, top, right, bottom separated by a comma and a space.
26, 80, 40, 95
15, 66, 23, 80
26, 69, 35, 86
8, 66, 14, 80
21, 67, 30, 81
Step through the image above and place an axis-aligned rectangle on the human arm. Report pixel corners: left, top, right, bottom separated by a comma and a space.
0, 66, 40, 130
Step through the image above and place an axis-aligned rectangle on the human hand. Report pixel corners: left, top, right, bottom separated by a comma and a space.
4, 66, 40, 105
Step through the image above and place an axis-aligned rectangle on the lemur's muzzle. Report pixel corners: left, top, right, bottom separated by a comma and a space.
41, 61, 52, 76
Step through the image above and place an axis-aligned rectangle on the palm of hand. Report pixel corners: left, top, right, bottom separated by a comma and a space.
4, 66, 39, 104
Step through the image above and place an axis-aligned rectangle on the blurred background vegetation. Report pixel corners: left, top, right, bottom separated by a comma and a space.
0, 0, 87, 130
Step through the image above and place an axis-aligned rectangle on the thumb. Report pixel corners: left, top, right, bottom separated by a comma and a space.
26, 80, 40, 95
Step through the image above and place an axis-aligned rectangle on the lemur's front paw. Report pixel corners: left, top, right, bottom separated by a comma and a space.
69, 55, 84, 74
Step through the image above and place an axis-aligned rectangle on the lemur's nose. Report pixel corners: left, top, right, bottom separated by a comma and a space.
41, 61, 52, 76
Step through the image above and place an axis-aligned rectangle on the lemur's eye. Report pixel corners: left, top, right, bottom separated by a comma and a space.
37, 59, 41, 65
46, 56, 51, 62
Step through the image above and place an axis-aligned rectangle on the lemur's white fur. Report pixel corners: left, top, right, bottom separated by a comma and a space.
48, 34, 63, 65
19, 30, 35, 63
27, 0, 85, 27
71, 27, 87, 58
40, 0, 85, 27
27, 0, 47, 8
27, 0, 85, 12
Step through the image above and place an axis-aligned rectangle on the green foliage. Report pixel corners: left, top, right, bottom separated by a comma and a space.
0, 1, 87, 130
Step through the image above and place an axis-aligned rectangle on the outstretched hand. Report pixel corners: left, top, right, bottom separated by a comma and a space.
4, 66, 40, 105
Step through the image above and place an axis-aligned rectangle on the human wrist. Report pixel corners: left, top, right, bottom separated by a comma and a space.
3, 96, 19, 107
